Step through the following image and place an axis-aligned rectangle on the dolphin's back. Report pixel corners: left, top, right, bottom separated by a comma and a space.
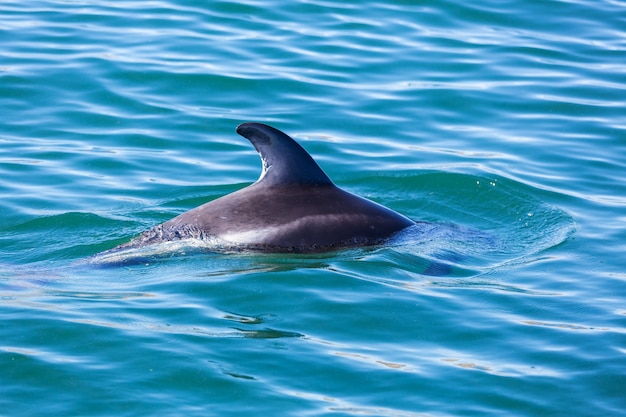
111, 123, 415, 253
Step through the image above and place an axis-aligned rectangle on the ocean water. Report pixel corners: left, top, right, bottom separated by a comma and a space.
1, 0, 625, 415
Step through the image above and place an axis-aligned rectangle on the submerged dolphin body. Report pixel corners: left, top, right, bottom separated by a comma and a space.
111, 123, 415, 253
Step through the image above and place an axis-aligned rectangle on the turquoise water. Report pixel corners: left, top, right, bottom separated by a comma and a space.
1, 0, 625, 415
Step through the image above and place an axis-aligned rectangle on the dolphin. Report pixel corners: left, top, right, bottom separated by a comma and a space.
111, 122, 416, 253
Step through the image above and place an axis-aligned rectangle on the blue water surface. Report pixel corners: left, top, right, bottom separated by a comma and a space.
1, 1, 625, 416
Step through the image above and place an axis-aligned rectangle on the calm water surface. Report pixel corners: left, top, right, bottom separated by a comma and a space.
1, 1, 625, 416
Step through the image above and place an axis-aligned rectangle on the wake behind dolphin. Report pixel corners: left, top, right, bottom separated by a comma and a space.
108, 123, 416, 254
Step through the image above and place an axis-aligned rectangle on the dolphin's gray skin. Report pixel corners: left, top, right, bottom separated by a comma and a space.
112, 122, 415, 253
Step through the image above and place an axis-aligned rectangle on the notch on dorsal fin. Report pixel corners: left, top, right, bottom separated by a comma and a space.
236, 122, 334, 187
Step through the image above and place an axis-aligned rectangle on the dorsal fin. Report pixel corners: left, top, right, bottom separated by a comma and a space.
236, 122, 334, 187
